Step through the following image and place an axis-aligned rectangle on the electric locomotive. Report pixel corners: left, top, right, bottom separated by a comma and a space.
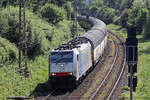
49, 16, 107, 88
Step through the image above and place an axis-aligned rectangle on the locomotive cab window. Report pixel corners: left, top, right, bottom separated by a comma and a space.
51, 51, 73, 63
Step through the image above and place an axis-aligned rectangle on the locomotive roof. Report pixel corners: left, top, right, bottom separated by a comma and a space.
55, 16, 107, 50
79, 17, 107, 48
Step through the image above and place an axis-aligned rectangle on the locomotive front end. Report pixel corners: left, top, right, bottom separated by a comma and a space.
49, 50, 77, 88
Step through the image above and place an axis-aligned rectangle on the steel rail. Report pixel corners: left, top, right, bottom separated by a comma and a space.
42, 88, 74, 100
106, 31, 126, 100
42, 88, 58, 100
89, 33, 119, 100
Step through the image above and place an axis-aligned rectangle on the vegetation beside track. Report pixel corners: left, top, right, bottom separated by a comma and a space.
107, 24, 150, 100
0, 1, 85, 98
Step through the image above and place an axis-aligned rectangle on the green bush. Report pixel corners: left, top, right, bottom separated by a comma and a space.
89, 6, 99, 17
88, 5, 118, 24
50, 20, 72, 48
127, 6, 147, 34
40, 4, 67, 24
119, 9, 128, 27
0, 6, 75, 57
0, 37, 18, 65
0, 0, 18, 7
50, 0, 69, 6
96, 6, 117, 24
26, 0, 52, 13
64, 2, 74, 19
143, 11, 150, 39
0, 6, 52, 57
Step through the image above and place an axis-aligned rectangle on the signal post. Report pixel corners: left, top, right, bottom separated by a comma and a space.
126, 27, 138, 100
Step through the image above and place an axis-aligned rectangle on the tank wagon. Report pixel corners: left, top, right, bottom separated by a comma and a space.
49, 16, 107, 88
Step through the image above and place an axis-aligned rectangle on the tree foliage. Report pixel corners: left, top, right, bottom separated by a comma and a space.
64, 2, 74, 19
0, 6, 52, 57
120, 9, 128, 27
127, 6, 147, 34
50, 0, 70, 6
40, 4, 67, 24
89, 5, 117, 24
0, 37, 18, 65
0, 0, 71, 13
143, 11, 150, 39
0, 0, 18, 7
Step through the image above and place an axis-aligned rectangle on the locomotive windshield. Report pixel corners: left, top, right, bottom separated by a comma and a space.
50, 51, 73, 63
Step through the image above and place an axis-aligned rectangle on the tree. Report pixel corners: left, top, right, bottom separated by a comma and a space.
51, 0, 69, 6
120, 8, 128, 28
40, 4, 67, 24
126, 6, 147, 34
144, 0, 150, 10
1, 0, 8, 7
103, 0, 116, 8
64, 2, 74, 20
143, 11, 150, 39
96, 6, 116, 24
89, 6, 99, 17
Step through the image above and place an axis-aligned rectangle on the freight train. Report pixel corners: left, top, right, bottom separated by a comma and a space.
49, 16, 107, 88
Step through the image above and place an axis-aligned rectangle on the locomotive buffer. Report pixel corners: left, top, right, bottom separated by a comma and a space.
126, 27, 138, 100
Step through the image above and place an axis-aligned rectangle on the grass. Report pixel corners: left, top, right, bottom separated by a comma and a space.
0, 7, 85, 99
107, 24, 150, 100
107, 24, 127, 39
0, 37, 18, 66
0, 55, 49, 98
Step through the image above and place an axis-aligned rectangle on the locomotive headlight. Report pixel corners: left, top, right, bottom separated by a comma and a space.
68, 72, 73, 75
51, 73, 56, 76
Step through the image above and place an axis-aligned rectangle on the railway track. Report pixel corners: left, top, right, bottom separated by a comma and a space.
88, 31, 126, 100
42, 88, 75, 100
89, 34, 119, 100
39, 30, 126, 100
42, 88, 58, 100
106, 31, 126, 100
